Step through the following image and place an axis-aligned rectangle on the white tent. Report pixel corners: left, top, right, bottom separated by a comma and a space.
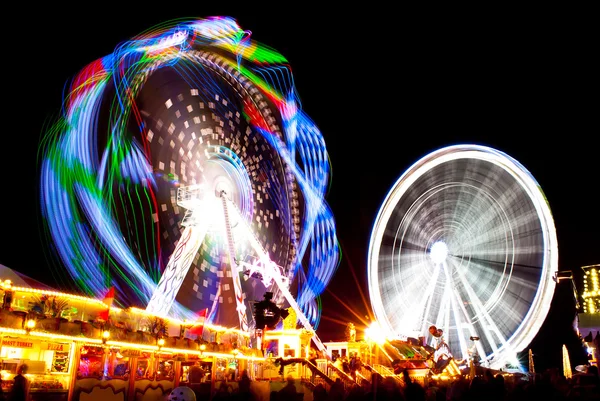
0, 263, 55, 290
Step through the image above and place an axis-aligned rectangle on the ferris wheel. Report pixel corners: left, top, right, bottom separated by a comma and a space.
39, 17, 338, 349
367, 144, 558, 369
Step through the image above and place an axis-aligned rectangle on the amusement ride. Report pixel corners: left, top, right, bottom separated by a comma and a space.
39, 16, 339, 352
368, 144, 559, 370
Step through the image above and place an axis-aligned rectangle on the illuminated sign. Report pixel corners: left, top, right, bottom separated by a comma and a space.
0, 339, 71, 351
41, 342, 71, 352
1, 339, 34, 349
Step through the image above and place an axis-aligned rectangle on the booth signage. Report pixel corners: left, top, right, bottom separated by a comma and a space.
41, 342, 71, 352
0, 339, 35, 349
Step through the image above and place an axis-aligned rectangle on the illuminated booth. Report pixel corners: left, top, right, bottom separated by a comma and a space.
578, 264, 600, 366
0, 279, 259, 400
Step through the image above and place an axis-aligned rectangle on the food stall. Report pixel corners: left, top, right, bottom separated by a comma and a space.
0, 278, 261, 400
0, 336, 72, 400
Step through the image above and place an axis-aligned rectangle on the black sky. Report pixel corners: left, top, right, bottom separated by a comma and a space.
1, 10, 598, 370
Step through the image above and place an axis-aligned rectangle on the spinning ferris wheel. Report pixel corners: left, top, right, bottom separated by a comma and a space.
368, 144, 558, 369
39, 17, 338, 350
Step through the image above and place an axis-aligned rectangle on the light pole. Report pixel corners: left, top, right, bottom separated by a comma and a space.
101, 330, 110, 378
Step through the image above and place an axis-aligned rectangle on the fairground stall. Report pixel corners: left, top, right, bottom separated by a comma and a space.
0, 279, 262, 400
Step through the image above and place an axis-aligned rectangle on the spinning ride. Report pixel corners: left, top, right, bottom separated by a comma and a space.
368, 144, 558, 369
39, 17, 338, 349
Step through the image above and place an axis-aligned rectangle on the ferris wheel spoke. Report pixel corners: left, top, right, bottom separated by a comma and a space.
437, 260, 470, 359
453, 203, 509, 246
393, 262, 439, 332
449, 187, 492, 231
387, 250, 431, 303
389, 235, 428, 253
398, 206, 437, 246
449, 296, 471, 360
436, 279, 453, 336
418, 262, 442, 335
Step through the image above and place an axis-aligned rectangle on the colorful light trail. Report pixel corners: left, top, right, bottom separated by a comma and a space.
39, 17, 339, 330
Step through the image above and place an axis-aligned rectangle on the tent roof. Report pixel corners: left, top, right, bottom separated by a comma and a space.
0, 264, 56, 291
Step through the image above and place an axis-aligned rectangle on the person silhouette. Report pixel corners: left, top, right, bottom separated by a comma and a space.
279, 375, 297, 397
9, 364, 30, 401
237, 369, 256, 400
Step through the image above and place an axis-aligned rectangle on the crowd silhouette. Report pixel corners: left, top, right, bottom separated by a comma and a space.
305, 366, 600, 401
177, 365, 600, 400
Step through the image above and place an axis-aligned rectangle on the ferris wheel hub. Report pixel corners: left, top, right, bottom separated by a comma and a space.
202, 155, 252, 217
430, 241, 449, 264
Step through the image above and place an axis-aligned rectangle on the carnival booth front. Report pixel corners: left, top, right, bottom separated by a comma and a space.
0, 279, 261, 401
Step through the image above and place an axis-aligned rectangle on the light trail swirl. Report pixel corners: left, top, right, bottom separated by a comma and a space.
39, 17, 339, 328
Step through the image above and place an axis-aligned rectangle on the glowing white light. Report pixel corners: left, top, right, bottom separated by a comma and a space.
365, 322, 387, 345
430, 241, 448, 264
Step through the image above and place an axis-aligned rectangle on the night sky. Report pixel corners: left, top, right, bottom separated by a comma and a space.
1, 10, 597, 371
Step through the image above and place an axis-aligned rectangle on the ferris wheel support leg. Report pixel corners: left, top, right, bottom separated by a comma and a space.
226, 198, 327, 353
221, 192, 249, 332
146, 223, 208, 316
272, 272, 327, 353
